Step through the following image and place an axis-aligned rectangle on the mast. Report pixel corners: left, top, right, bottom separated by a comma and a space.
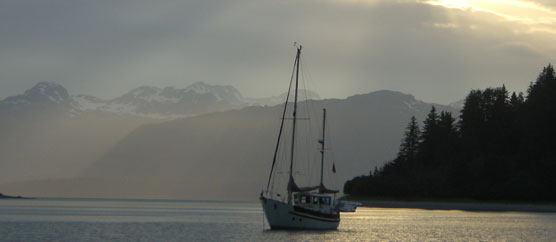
265, 46, 298, 192
318, 108, 339, 194
287, 45, 301, 204
319, 108, 326, 191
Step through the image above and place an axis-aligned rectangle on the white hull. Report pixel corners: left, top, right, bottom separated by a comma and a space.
260, 196, 340, 230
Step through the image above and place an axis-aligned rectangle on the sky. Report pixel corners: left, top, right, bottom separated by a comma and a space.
0, 0, 555, 104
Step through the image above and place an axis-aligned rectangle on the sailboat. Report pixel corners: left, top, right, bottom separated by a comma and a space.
260, 46, 340, 230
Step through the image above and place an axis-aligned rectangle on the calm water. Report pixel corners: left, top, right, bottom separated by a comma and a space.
1, 198, 555, 241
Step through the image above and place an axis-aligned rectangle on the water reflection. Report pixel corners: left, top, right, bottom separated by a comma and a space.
0, 199, 555, 241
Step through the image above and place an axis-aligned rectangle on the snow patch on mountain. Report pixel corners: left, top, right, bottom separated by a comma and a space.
185, 82, 211, 94
71, 95, 107, 111
63, 82, 246, 118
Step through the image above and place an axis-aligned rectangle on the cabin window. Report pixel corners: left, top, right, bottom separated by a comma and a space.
301, 196, 307, 204
294, 196, 299, 204
313, 197, 319, 204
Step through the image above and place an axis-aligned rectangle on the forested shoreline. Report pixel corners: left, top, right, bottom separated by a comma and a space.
344, 65, 556, 201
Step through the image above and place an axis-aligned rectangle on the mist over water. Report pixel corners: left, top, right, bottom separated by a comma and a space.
1, 198, 555, 241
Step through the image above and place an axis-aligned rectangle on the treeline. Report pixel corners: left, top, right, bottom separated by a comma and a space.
344, 64, 556, 201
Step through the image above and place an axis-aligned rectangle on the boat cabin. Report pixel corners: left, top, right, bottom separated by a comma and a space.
293, 192, 335, 208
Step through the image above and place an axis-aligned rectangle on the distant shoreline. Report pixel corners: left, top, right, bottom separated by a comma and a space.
0, 193, 33, 199
348, 198, 556, 213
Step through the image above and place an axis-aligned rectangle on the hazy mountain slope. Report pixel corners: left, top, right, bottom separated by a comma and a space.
0, 90, 456, 199
245, 89, 320, 106
0, 81, 315, 187
0, 82, 159, 183
0, 106, 277, 198
0, 112, 158, 183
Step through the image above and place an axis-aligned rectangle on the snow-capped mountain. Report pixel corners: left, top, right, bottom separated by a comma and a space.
69, 82, 245, 118
24, 81, 70, 103
95, 82, 245, 118
1, 81, 71, 105
0, 81, 73, 116
0, 81, 320, 119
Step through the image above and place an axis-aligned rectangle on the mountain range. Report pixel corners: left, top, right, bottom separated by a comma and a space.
0, 81, 255, 183
1, 81, 322, 119
0, 82, 458, 199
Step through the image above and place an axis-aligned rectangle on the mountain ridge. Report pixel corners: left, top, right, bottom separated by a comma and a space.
0, 81, 461, 199
0, 89, 458, 199
0, 81, 322, 119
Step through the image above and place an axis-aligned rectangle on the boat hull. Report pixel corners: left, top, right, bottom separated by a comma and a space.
260, 196, 340, 230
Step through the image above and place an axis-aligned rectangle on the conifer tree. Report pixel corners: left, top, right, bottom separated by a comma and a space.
459, 90, 483, 141
509, 92, 524, 113
419, 106, 439, 166
398, 116, 420, 162
438, 111, 457, 153
523, 64, 556, 199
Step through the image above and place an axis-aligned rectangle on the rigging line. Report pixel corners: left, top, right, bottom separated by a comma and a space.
300, 57, 318, 185
265, 48, 298, 191
299, 56, 316, 141
301, 59, 317, 184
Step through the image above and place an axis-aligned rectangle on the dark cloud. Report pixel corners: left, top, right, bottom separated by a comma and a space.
0, 0, 554, 103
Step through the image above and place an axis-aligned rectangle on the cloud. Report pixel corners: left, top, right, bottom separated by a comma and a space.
0, 0, 554, 104
433, 22, 460, 28
492, 42, 542, 58
420, 0, 556, 34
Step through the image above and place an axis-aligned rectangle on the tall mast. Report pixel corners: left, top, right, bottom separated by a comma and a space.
287, 45, 301, 204
320, 108, 326, 191
265, 45, 298, 192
